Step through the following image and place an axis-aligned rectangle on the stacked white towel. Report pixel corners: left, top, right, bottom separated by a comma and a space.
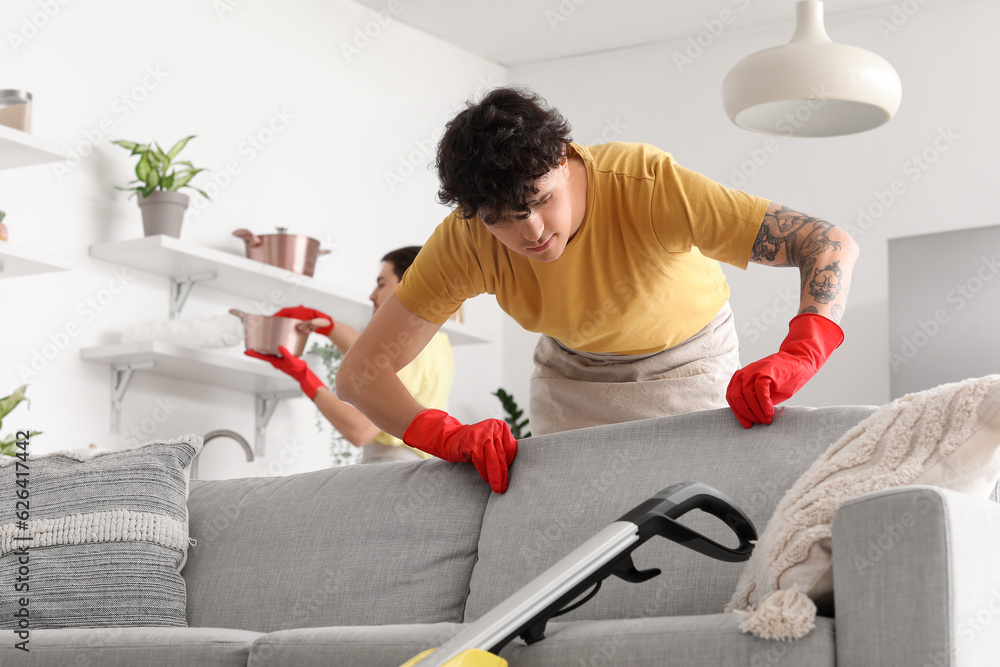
120, 315, 245, 349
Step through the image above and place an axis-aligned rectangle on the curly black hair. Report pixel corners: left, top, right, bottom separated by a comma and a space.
435, 86, 572, 225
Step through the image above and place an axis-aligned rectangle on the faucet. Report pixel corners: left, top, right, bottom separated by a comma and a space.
192, 429, 254, 480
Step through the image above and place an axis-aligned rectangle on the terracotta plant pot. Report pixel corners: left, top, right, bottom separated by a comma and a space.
138, 191, 190, 238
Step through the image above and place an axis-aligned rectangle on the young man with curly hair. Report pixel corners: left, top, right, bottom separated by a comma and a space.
337, 86, 859, 494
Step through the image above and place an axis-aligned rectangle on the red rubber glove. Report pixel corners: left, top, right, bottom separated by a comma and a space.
404, 409, 518, 493
245, 345, 325, 399
727, 313, 844, 429
274, 305, 334, 336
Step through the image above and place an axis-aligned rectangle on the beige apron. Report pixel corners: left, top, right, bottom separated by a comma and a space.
529, 302, 739, 436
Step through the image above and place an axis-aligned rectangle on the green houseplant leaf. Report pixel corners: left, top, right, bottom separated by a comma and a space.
113, 136, 211, 200
0, 384, 29, 430
135, 152, 152, 183
0, 385, 41, 458
493, 388, 531, 439
0, 431, 41, 457
166, 135, 195, 161
111, 139, 138, 152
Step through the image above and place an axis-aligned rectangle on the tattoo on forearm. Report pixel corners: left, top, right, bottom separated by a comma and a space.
809, 261, 843, 304
800, 306, 819, 314
752, 205, 851, 317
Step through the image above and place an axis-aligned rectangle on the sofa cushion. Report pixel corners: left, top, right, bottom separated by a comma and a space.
183, 459, 491, 632
248, 622, 466, 667
499, 614, 835, 667
0, 436, 200, 630
729, 375, 1000, 640
0, 626, 260, 667
465, 406, 875, 622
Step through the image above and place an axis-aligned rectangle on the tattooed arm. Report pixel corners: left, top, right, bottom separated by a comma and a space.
748, 202, 860, 324
726, 202, 860, 428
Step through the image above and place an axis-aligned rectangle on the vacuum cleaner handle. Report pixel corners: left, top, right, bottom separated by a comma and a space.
617, 481, 756, 562
400, 482, 757, 667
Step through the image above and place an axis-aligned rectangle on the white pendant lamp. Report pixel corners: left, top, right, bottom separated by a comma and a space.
722, 0, 902, 137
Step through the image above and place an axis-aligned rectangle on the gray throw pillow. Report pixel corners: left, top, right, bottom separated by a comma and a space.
0, 435, 201, 629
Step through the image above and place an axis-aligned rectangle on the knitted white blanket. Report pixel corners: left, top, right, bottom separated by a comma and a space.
727, 375, 1000, 640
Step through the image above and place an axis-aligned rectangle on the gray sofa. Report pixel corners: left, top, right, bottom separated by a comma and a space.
5, 405, 1000, 666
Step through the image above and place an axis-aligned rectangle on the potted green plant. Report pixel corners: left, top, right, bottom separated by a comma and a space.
1, 385, 41, 457
0, 210, 8, 242
112, 136, 210, 238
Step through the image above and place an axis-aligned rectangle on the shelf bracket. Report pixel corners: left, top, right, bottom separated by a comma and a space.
253, 390, 301, 457
110, 361, 156, 433
169, 271, 217, 319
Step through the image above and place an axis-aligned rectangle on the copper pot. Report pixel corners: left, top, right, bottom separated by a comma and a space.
232, 227, 331, 277
229, 308, 309, 357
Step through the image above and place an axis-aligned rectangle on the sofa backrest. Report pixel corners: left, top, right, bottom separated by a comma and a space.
463, 405, 876, 622
182, 459, 491, 632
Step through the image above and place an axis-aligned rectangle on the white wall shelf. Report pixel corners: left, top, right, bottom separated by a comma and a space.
89, 234, 492, 345
0, 124, 67, 170
0, 241, 71, 277
80, 341, 302, 455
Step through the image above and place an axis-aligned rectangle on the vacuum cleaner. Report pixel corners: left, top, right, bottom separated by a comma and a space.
400, 481, 757, 667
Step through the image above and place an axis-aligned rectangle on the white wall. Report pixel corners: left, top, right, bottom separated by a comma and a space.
0, 0, 507, 477
503, 0, 998, 412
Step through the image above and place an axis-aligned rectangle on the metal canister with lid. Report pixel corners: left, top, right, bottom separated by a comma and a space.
0, 90, 32, 132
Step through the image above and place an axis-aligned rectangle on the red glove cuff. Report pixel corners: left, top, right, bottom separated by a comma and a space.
403, 409, 465, 461
300, 371, 325, 400
783, 313, 844, 364
274, 305, 334, 336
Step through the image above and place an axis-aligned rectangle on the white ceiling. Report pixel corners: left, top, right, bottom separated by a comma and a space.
353, 0, 903, 67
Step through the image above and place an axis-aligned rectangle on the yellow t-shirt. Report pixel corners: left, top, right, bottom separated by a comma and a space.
371, 331, 454, 457
396, 142, 769, 355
